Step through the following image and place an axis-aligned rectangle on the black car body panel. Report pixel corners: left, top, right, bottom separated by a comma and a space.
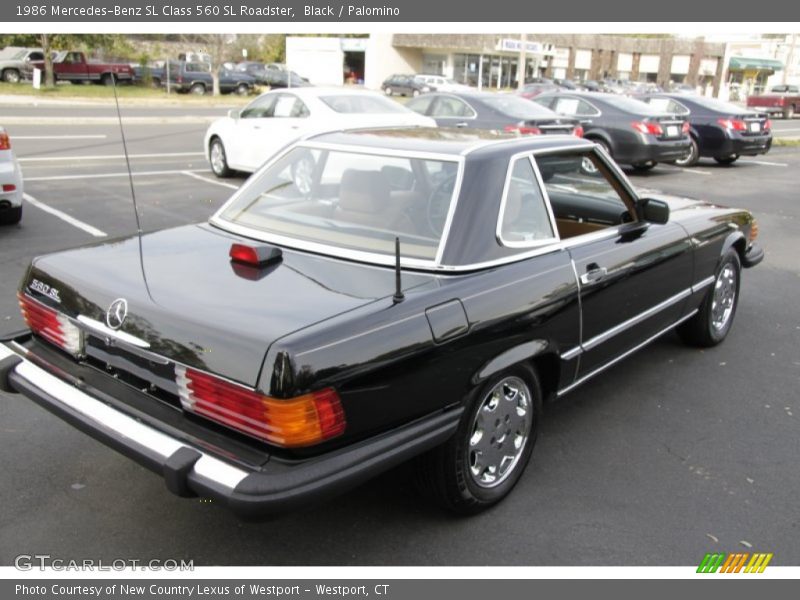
638, 93, 773, 159
533, 91, 691, 165
406, 91, 580, 136
1, 129, 762, 516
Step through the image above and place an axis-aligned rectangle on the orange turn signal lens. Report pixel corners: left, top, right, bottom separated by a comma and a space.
749, 219, 759, 242
176, 366, 346, 447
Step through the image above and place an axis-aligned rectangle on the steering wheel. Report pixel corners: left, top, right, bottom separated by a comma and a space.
426, 173, 457, 237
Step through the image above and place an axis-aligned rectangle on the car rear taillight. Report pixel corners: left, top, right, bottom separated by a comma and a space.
682, 121, 690, 134
573, 125, 584, 138
504, 125, 542, 135
18, 292, 83, 356
749, 219, 759, 243
631, 121, 663, 135
2, 184, 15, 192
717, 118, 747, 131
176, 366, 346, 447
764, 119, 772, 131
0, 132, 10, 150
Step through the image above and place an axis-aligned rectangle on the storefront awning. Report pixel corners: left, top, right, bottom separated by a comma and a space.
729, 56, 784, 71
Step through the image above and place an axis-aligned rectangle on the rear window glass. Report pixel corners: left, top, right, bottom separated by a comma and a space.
600, 95, 665, 115
481, 95, 558, 119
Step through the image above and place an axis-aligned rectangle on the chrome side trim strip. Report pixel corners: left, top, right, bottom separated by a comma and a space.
692, 275, 715, 293
560, 346, 582, 361
6, 351, 248, 491
581, 288, 692, 352
557, 309, 699, 397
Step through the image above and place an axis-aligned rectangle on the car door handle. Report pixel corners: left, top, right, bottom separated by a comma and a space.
580, 265, 607, 285
455, 122, 469, 128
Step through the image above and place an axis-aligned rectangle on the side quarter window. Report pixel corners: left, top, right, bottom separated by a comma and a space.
498, 156, 556, 246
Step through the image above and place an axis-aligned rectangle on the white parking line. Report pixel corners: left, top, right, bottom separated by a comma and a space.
738, 159, 788, 167
18, 151, 205, 163
181, 170, 240, 190
25, 169, 206, 182
661, 166, 712, 176
13, 135, 108, 140
23, 193, 107, 238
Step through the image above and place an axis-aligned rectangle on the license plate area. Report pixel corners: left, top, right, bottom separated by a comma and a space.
666, 125, 679, 137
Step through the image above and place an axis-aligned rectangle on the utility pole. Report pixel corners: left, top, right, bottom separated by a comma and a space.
783, 33, 796, 86
518, 33, 527, 90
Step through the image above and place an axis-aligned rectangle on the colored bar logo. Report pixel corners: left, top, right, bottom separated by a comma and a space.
697, 552, 773, 573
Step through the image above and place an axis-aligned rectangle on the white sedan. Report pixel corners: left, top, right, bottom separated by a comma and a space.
0, 126, 23, 225
204, 87, 436, 177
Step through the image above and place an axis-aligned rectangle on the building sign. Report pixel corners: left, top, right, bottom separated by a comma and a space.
497, 38, 554, 55
340, 38, 368, 52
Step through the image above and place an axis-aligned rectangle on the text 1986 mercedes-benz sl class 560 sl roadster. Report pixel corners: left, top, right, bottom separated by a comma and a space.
0, 128, 763, 516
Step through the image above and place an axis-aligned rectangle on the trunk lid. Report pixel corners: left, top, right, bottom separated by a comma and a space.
23, 224, 432, 388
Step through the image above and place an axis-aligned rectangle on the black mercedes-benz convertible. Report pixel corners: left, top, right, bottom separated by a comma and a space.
0, 128, 763, 516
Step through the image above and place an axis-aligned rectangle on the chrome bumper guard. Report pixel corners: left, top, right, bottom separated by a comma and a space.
0, 341, 461, 517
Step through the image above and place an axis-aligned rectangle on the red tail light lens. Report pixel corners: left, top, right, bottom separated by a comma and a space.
2, 184, 16, 192
18, 292, 83, 356
764, 119, 772, 131
632, 121, 663, 135
176, 366, 346, 447
573, 125, 584, 138
717, 118, 747, 131
504, 125, 542, 135
681, 121, 690, 134
0, 132, 10, 150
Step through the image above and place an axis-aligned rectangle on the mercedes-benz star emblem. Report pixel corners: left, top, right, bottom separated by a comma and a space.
106, 298, 128, 330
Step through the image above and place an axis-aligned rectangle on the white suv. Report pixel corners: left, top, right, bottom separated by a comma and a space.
0, 126, 23, 225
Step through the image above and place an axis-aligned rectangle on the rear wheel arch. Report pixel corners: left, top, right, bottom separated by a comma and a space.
584, 133, 614, 156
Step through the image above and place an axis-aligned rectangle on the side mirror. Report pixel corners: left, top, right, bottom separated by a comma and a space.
228, 108, 240, 120
639, 197, 670, 224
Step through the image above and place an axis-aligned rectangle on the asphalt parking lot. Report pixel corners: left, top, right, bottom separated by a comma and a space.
0, 102, 798, 566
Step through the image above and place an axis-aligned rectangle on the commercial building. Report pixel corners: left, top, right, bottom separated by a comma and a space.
286, 34, 727, 95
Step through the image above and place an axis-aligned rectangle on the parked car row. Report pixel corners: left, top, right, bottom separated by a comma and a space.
0, 126, 23, 225
381, 73, 471, 97
133, 61, 257, 95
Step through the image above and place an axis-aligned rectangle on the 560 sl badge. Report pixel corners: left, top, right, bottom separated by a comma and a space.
28, 279, 61, 303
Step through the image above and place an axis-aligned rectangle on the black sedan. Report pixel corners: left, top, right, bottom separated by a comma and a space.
381, 74, 432, 97
637, 94, 773, 166
1, 129, 763, 517
406, 91, 582, 137
533, 91, 691, 170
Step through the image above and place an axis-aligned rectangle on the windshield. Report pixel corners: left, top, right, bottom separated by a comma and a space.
319, 94, 408, 114
216, 146, 460, 262
481, 95, 558, 119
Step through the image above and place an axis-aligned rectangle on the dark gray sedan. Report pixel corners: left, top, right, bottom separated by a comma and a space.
406, 91, 582, 137
532, 91, 691, 171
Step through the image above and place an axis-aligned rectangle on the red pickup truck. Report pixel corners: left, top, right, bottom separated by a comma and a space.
30, 51, 134, 85
746, 85, 800, 119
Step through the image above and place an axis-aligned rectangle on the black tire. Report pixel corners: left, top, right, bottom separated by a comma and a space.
209, 138, 232, 178
235, 83, 249, 96
631, 161, 657, 171
0, 205, 22, 225
383, 86, 393, 96
190, 82, 206, 95
678, 250, 741, 347
2, 68, 21, 84
415, 363, 542, 514
151, 77, 161, 88
674, 136, 700, 167
101, 73, 115, 86
714, 154, 739, 165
